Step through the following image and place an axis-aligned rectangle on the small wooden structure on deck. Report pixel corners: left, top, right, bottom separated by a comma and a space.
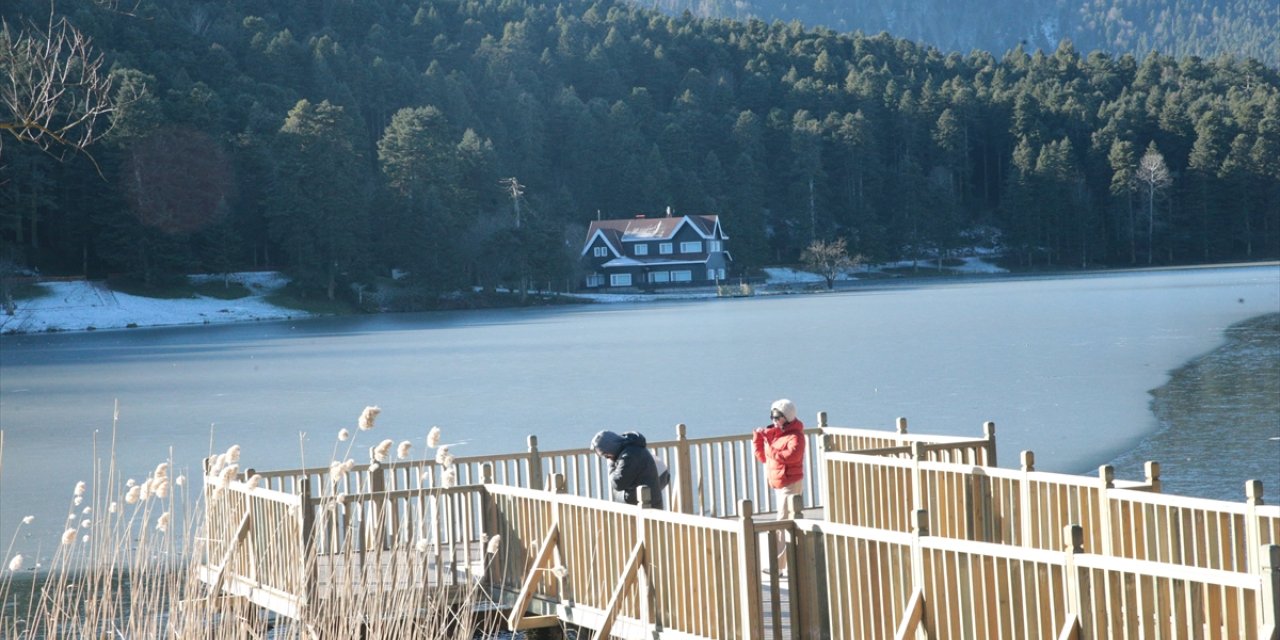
196, 414, 1280, 639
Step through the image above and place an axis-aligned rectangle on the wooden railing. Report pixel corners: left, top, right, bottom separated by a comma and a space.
200, 418, 1280, 639
481, 483, 1280, 640
824, 445, 1280, 575
198, 470, 308, 619
248, 412, 977, 521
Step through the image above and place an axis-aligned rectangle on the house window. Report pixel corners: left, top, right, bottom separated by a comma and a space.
634, 244, 648, 256
708, 268, 723, 280
650, 271, 670, 283
593, 246, 609, 257
709, 240, 722, 252
659, 243, 673, 255
680, 241, 703, 253
610, 273, 632, 287
672, 270, 692, 282
586, 274, 603, 288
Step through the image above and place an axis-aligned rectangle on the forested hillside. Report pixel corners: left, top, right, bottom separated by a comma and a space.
652, 0, 1280, 70
2, 0, 1278, 303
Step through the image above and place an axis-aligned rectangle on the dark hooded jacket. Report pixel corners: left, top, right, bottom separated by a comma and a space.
592, 430, 664, 509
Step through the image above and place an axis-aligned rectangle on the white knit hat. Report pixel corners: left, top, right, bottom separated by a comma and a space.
770, 398, 797, 423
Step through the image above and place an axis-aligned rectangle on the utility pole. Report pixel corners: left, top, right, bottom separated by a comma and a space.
500, 177, 524, 228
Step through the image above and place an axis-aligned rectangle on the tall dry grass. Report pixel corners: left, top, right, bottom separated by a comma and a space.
0, 407, 531, 639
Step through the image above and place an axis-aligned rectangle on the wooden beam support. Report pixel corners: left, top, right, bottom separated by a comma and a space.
507, 522, 560, 631
208, 510, 252, 604
597, 540, 645, 640
1055, 613, 1081, 640
893, 587, 925, 640
512, 614, 561, 630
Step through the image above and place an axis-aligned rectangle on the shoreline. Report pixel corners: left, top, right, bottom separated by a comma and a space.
4, 260, 1276, 337
1105, 312, 1280, 501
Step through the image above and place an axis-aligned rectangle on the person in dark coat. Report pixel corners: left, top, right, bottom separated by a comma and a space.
590, 430, 665, 509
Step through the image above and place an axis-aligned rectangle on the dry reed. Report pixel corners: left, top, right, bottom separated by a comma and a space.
0, 409, 547, 639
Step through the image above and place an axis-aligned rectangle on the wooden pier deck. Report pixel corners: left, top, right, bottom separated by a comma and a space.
196, 415, 1280, 639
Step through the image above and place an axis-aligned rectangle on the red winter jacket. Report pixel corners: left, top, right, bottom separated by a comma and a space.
752, 419, 806, 489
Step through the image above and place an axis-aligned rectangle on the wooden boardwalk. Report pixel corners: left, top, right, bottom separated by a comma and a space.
195, 415, 1280, 639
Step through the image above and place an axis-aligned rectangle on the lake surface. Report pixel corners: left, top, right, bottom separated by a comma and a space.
2, 264, 1278, 560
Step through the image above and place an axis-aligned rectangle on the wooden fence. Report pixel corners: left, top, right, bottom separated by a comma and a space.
481, 484, 1280, 640
823, 444, 1280, 575
196, 416, 1279, 639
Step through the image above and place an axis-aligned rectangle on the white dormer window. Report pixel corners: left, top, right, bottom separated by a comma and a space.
659, 243, 673, 255
709, 240, 722, 252
593, 246, 609, 257
680, 241, 703, 253
634, 244, 649, 256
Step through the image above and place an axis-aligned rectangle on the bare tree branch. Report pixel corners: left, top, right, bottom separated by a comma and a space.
0, 13, 118, 164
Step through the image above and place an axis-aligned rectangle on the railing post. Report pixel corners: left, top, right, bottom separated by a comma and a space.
910, 508, 929, 595
636, 485, 654, 629
1143, 461, 1161, 493
526, 435, 543, 491
299, 476, 316, 614
737, 499, 763, 639
896, 416, 908, 449
1259, 544, 1280, 638
1097, 465, 1114, 557
911, 441, 926, 531
1020, 451, 1035, 548
674, 423, 694, 515
821, 431, 834, 522
983, 421, 997, 467
813, 411, 827, 511
1063, 524, 1085, 628
1247, 480, 1265, 575
480, 463, 497, 591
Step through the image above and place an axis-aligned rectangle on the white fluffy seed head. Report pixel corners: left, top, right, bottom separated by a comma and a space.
217, 464, 239, 490
246, 474, 262, 490
61, 529, 77, 545
328, 461, 344, 484
225, 445, 241, 463
156, 512, 171, 533
415, 538, 430, 554
73, 481, 86, 497
426, 426, 441, 448
175, 475, 186, 487
125, 486, 142, 504
486, 534, 502, 555
22, 516, 34, 525
154, 462, 169, 479
397, 440, 412, 460
441, 468, 457, 488
435, 445, 454, 467
358, 406, 381, 431
338, 428, 351, 442
8, 554, 23, 572
373, 439, 394, 463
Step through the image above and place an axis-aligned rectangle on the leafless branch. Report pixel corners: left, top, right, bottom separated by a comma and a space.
0, 13, 118, 164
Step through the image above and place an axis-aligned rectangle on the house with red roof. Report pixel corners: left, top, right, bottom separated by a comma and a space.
579, 213, 732, 289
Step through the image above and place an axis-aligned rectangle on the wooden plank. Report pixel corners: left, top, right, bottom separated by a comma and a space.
507, 522, 560, 631
892, 587, 924, 640
598, 541, 645, 640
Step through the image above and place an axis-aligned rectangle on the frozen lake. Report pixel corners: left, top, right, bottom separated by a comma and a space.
1, 264, 1277, 560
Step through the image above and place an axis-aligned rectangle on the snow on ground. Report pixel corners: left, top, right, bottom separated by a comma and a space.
0, 272, 309, 335
1, 257, 1007, 334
